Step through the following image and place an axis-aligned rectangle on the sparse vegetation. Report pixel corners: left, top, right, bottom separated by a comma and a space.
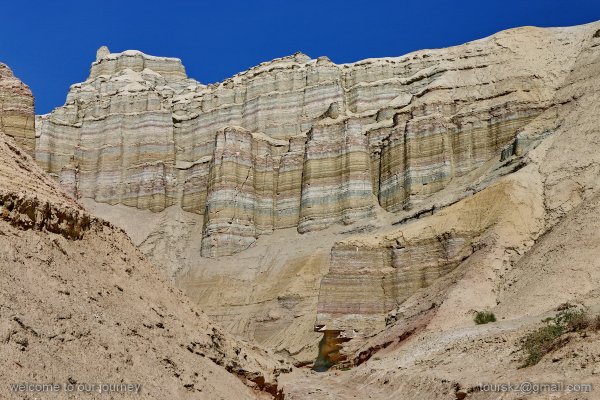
520, 307, 600, 368
474, 311, 497, 325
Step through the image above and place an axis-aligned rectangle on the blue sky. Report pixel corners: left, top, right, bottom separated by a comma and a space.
1, 0, 600, 114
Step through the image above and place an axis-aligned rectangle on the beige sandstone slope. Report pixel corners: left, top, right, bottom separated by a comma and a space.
0, 74, 289, 399
82, 198, 362, 362
282, 193, 600, 400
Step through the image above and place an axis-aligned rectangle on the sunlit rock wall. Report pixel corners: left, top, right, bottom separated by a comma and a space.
37, 26, 580, 255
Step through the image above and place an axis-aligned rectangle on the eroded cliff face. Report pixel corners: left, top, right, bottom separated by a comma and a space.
34, 23, 600, 369
0, 63, 35, 155
36, 26, 580, 257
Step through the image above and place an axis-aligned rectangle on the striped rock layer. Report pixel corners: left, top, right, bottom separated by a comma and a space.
317, 233, 472, 332
0, 63, 35, 155
37, 27, 580, 256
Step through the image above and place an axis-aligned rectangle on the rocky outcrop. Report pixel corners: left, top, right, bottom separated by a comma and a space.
36, 49, 197, 212
0, 68, 89, 239
298, 117, 374, 233
200, 119, 374, 256
281, 23, 600, 397
0, 63, 35, 155
36, 26, 582, 256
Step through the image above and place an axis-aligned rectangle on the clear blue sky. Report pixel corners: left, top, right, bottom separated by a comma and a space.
1, 0, 599, 114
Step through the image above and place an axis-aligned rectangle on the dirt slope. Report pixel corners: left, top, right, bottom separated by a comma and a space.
0, 133, 290, 399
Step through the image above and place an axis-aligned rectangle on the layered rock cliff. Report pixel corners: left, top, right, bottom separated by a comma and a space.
34, 23, 600, 372
36, 26, 581, 257
6, 17, 600, 399
0, 63, 35, 155
314, 23, 597, 338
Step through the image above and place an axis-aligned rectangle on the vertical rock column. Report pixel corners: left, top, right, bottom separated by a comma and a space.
202, 128, 259, 257
298, 118, 374, 233
201, 127, 299, 257
0, 64, 35, 156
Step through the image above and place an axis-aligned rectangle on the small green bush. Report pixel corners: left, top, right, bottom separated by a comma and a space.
520, 308, 593, 368
559, 309, 589, 331
520, 323, 565, 367
474, 311, 497, 325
